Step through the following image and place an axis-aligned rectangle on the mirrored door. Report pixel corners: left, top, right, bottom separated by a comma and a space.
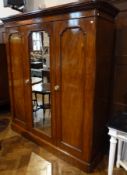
29, 31, 51, 137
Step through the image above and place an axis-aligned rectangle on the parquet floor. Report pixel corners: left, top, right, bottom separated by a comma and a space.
0, 110, 126, 175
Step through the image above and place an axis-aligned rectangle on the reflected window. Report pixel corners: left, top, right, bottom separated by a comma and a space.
32, 32, 42, 51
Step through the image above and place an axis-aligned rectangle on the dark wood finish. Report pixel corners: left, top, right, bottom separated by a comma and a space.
55, 18, 96, 161
92, 16, 116, 160
0, 25, 10, 107
7, 32, 28, 128
3, 1, 118, 172
110, 1, 127, 115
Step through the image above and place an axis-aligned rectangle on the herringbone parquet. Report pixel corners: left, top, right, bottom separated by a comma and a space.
0, 111, 126, 175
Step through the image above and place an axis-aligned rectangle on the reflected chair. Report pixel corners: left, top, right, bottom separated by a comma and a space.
42, 68, 50, 83
31, 77, 42, 112
32, 93, 39, 112
107, 113, 127, 175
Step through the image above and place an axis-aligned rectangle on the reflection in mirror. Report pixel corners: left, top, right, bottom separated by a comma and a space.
29, 31, 51, 136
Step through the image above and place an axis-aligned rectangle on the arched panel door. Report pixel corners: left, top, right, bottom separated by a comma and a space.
9, 32, 28, 128
54, 18, 96, 160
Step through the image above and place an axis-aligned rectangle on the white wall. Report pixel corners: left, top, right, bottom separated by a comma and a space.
45, 0, 78, 8
25, 0, 45, 11
0, 0, 3, 7
0, 7, 21, 18
0, 0, 79, 17
1, 0, 79, 12
25, 0, 78, 11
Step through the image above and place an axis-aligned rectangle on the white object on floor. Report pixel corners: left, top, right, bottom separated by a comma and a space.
108, 127, 127, 175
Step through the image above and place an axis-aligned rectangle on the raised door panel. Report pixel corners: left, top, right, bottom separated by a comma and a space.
54, 18, 96, 160
9, 33, 27, 127
60, 28, 85, 151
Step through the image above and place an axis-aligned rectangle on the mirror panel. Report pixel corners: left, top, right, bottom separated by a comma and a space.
29, 31, 51, 137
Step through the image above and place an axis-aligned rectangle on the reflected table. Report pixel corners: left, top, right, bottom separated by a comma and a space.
31, 77, 42, 85
32, 83, 51, 119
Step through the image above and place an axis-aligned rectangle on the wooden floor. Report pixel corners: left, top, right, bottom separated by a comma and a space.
0, 111, 126, 175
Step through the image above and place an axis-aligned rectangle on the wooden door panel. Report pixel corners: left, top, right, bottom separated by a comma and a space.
60, 28, 86, 151
10, 33, 27, 127
55, 18, 96, 158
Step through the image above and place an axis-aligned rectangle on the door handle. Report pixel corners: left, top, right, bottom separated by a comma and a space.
54, 85, 60, 91
25, 79, 30, 85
